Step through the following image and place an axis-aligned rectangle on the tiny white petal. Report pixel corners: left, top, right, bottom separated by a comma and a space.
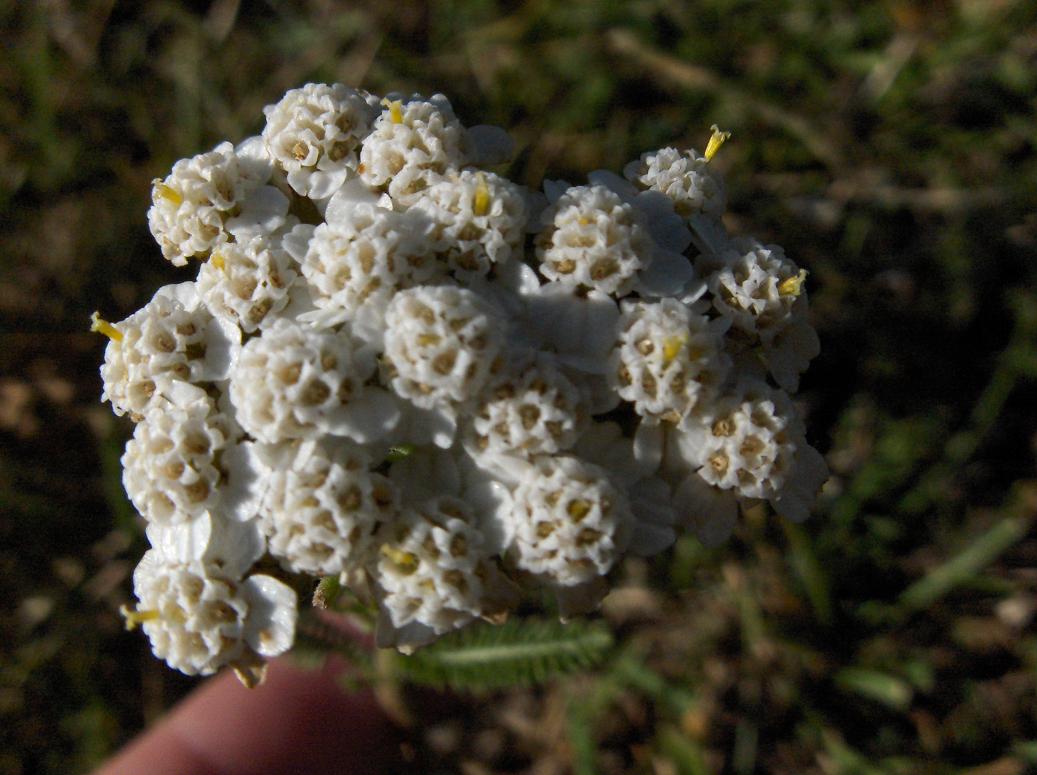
635, 248, 695, 297
241, 574, 299, 657
674, 473, 739, 547
628, 477, 677, 556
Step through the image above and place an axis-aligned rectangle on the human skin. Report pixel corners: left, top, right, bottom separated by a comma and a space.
95, 657, 402, 775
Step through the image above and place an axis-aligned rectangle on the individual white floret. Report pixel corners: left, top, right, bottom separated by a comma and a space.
373, 496, 492, 647
148, 141, 271, 266
709, 239, 819, 391
299, 203, 436, 324
610, 298, 731, 423
100, 283, 239, 419
229, 319, 400, 444
672, 380, 802, 500
535, 184, 656, 296
382, 285, 505, 408
359, 95, 469, 201
467, 355, 587, 459
197, 236, 296, 332
408, 169, 528, 275
262, 82, 378, 198
507, 456, 632, 586
623, 146, 726, 218
121, 401, 235, 525
126, 550, 297, 677
260, 439, 398, 575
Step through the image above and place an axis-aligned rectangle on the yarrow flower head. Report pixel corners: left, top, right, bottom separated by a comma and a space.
98, 282, 239, 419
98, 88, 826, 680
259, 439, 398, 576
409, 169, 529, 275
148, 140, 275, 266
507, 455, 632, 588
535, 184, 656, 296
121, 399, 235, 525
624, 145, 727, 218
381, 285, 506, 409
467, 354, 587, 460
295, 203, 438, 326
707, 238, 820, 391
229, 319, 398, 444
359, 94, 471, 203
373, 496, 501, 649
263, 82, 379, 199
126, 547, 296, 678
196, 235, 297, 333
610, 298, 730, 423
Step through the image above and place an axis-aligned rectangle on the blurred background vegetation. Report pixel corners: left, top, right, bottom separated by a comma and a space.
2, 0, 1036, 772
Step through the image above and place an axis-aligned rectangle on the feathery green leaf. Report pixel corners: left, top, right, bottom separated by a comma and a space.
393, 617, 614, 692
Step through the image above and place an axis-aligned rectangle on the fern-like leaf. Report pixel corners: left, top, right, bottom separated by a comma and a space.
393, 617, 614, 692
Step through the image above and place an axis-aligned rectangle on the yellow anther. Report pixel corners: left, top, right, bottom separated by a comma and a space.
120, 605, 159, 631
381, 98, 404, 124
90, 311, 123, 342
778, 269, 808, 297
578, 216, 594, 226
210, 251, 226, 271
704, 124, 731, 162
567, 499, 592, 521
416, 333, 441, 347
662, 335, 687, 364
380, 544, 419, 574
473, 172, 491, 216
154, 181, 183, 206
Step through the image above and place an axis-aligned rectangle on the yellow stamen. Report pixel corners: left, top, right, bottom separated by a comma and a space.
473, 172, 491, 216
154, 181, 183, 206
380, 544, 419, 574
662, 334, 687, 364
704, 124, 731, 162
90, 311, 123, 342
381, 98, 404, 124
210, 251, 226, 271
120, 605, 159, 631
778, 269, 808, 297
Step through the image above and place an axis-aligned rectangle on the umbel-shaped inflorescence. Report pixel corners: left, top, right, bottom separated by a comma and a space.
94, 84, 826, 681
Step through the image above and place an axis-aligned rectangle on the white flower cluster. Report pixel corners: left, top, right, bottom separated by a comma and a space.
97, 85, 826, 676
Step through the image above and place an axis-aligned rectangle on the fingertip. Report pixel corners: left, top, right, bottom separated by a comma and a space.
97, 659, 402, 775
